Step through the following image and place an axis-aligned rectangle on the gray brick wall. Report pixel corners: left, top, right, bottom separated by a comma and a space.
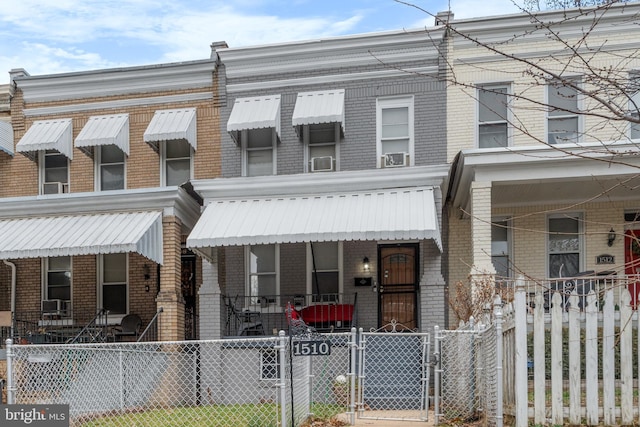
220, 61, 447, 177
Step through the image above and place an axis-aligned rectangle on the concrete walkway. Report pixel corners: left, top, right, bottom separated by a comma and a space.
336, 411, 435, 426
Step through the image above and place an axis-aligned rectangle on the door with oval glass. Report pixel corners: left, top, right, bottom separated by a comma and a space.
378, 244, 418, 329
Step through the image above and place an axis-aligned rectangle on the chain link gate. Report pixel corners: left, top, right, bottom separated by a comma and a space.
356, 323, 431, 422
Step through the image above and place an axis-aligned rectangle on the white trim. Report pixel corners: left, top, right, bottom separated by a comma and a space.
97, 253, 129, 319
546, 212, 585, 278
546, 77, 582, 145
245, 244, 280, 310
160, 140, 194, 187
476, 84, 511, 149
241, 129, 278, 177
95, 145, 127, 191
305, 241, 344, 299
376, 96, 415, 168
24, 92, 212, 117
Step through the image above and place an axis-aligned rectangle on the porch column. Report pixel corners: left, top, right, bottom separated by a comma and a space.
420, 241, 447, 333
470, 181, 496, 299
156, 215, 185, 341
199, 252, 222, 340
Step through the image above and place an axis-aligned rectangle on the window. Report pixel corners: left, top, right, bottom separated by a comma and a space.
41, 150, 69, 194
99, 253, 128, 315
377, 97, 414, 168
307, 242, 342, 301
260, 349, 279, 380
491, 218, 511, 280
247, 244, 279, 306
478, 86, 509, 148
162, 140, 192, 186
242, 128, 276, 177
43, 256, 71, 316
548, 214, 583, 278
548, 80, 580, 144
305, 123, 340, 172
629, 80, 640, 139
97, 145, 125, 190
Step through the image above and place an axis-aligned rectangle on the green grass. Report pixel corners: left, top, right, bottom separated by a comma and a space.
76, 403, 345, 427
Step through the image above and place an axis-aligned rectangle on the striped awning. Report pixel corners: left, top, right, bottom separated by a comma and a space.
292, 89, 345, 135
227, 95, 281, 143
75, 113, 130, 156
0, 121, 13, 156
144, 108, 197, 152
187, 187, 441, 250
16, 118, 73, 160
0, 211, 163, 264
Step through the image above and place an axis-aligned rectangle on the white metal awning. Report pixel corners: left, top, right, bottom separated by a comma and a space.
144, 108, 197, 152
16, 118, 73, 160
227, 95, 281, 143
75, 113, 130, 156
0, 211, 164, 264
0, 121, 13, 156
292, 89, 345, 135
187, 187, 441, 250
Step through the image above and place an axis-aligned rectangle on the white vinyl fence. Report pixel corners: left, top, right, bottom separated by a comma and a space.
510, 278, 640, 426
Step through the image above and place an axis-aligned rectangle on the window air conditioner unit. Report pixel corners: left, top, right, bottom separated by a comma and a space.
382, 152, 409, 168
310, 156, 334, 172
43, 182, 69, 194
42, 299, 71, 316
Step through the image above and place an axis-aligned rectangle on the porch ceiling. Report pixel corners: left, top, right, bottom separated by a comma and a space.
0, 211, 163, 263
187, 187, 441, 251
492, 174, 640, 208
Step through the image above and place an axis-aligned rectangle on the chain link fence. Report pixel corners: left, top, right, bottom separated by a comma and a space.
357, 329, 431, 422
434, 307, 504, 427
5, 330, 357, 427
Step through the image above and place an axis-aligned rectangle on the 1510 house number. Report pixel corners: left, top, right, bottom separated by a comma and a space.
292, 340, 331, 356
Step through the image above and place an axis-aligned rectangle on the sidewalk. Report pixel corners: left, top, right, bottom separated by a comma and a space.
335, 410, 434, 426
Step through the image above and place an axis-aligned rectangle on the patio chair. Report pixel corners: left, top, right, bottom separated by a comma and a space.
112, 313, 142, 341
226, 299, 264, 336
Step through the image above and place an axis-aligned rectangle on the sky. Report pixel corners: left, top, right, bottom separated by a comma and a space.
0, 0, 526, 85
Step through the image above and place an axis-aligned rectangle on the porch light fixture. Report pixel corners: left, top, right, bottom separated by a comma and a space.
607, 228, 616, 247
363, 257, 370, 272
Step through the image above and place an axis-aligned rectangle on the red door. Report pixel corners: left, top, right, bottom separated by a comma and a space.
624, 230, 640, 308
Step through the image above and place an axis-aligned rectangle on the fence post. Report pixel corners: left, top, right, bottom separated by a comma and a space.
278, 331, 288, 427
514, 277, 528, 427
494, 296, 503, 427
433, 326, 441, 426
5, 338, 14, 404
349, 327, 357, 425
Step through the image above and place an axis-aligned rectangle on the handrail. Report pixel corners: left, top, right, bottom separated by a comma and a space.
138, 307, 163, 342
66, 308, 109, 344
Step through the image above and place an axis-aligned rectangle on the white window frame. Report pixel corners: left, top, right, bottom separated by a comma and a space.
477, 84, 511, 148
376, 96, 415, 168
547, 213, 584, 278
303, 123, 341, 173
628, 74, 640, 140
241, 128, 277, 177
260, 349, 280, 381
42, 256, 72, 319
39, 150, 69, 195
160, 140, 194, 186
546, 78, 582, 145
245, 244, 280, 309
491, 217, 512, 280
305, 241, 343, 303
97, 253, 129, 322
95, 145, 126, 191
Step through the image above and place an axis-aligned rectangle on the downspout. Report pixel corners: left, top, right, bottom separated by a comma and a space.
3, 260, 16, 337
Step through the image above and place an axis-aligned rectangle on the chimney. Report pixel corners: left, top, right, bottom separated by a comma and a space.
435, 11, 454, 26
210, 41, 229, 59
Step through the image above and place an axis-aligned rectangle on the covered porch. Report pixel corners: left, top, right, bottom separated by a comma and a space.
0, 187, 201, 347
187, 167, 448, 338
446, 141, 640, 302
